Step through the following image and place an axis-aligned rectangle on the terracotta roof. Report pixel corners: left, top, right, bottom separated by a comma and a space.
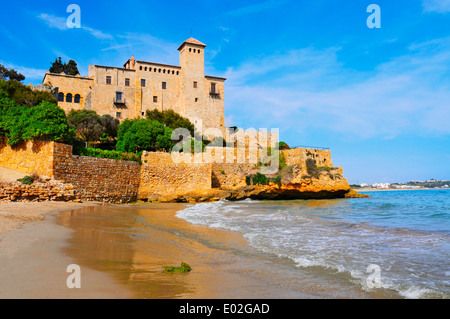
177, 38, 207, 50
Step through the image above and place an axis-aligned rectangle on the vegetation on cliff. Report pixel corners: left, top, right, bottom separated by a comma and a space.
116, 118, 175, 153
0, 79, 57, 106
0, 64, 25, 82
0, 88, 75, 146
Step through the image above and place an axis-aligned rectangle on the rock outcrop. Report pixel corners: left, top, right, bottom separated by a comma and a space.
153, 171, 368, 203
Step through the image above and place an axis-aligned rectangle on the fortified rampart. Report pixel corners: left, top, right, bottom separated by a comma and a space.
0, 140, 342, 203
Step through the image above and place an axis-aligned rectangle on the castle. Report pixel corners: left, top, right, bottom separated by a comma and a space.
42, 38, 226, 132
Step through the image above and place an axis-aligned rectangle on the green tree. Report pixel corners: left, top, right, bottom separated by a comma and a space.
116, 119, 174, 153
67, 109, 104, 142
49, 58, 80, 75
0, 79, 56, 106
145, 109, 195, 136
65, 60, 80, 76
0, 64, 25, 82
49, 57, 65, 73
99, 114, 119, 140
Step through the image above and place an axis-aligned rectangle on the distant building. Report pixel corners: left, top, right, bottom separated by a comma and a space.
372, 182, 390, 188
42, 38, 225, 133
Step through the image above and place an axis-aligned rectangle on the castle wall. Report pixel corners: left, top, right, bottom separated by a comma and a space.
43, 73, 93, 112
138, 151, 211, 200
0, 139, 57, 178
0, 140, 342, 202
53, 150, 141, 203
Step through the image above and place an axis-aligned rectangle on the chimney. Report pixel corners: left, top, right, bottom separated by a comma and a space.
131, 55, 135, 68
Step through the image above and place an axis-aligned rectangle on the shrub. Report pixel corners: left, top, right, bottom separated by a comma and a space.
163, 262, 192, 273
146, 109, 195, 136
0, 94, 75, 146
252, 173, 269, 185
17, 176, 34, 185
116, 119, 175, 153
278, 141, 290, 150
74, 146, 141, 163
0, 79, 56, 106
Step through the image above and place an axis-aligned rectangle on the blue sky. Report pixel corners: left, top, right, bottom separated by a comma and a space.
1, 0, 449, 184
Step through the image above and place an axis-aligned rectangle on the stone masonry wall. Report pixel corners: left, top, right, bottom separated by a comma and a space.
53, 152, 141, 203
0, 139, 56, 178
138, 151, 211, 200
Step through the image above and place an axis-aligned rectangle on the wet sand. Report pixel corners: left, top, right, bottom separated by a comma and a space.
1, 201, 376, 299
0, 202, 131, 298
55, 203, 375, 299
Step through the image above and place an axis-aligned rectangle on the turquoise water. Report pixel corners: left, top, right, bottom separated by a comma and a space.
176, 189, 450, 298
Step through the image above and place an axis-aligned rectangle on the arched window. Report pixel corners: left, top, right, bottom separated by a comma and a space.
74, 94, 81, 103
158, 68, 161, 73
198, 50, 201, 54
149, 67, 152, 72
66, 93, 72, 103
58, 92, 64, 102
189, 48, 192, 52
163, 69, 166, 73
193, 49, 196, 53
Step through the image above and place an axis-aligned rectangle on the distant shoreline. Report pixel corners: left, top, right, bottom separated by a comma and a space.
355, 187, 446, 192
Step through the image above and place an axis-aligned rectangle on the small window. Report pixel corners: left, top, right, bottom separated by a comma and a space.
198, 50, 201, 54
195, 98, 198, 102
116, 92, 122, 101
141, 112, 145, 116
140, 66, 143, 70
141, 79, 146, 87
163, 69, 166, 73
66, 93, 72, 103
74, 94, 81, 103
153, 96, 158, 103
58, 92, 64, 102
149, 67, 152, 72
154, 68, 156, 72
189, 48, 192, 52
106, 76, 112, 85
177, 71, 179, 75
193, 49, 196, 53
172, 70, 175, 74
162, 82, 166, 90
158, 69, 161, 73
125, 78, 130, 86
145, 67, 147, 71
193, 81, 197, 88
211, 82, 216, 93
116, 112, 121, 118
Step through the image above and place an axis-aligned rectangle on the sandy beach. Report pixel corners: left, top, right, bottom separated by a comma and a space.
0, 201, 376, 299
0, 201, 131, 298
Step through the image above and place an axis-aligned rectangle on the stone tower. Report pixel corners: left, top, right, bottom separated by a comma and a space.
178, 38, 207, 129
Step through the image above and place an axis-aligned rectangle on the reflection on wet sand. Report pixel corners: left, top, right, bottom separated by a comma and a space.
57, 203, 375, 299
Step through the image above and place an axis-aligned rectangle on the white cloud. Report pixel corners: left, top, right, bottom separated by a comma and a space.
37, 13, 113, 40
37, 13, 68, 30
225, 38, 450, 138
422, 0, 450, 13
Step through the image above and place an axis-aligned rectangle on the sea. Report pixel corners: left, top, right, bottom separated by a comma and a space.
176, 189, 450, 299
